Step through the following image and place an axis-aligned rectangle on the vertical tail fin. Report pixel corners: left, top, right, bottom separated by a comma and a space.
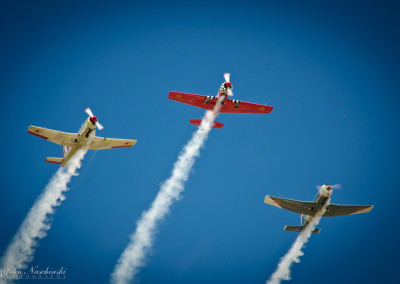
63, 146, 68, 158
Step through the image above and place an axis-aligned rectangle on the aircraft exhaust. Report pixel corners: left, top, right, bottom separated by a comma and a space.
0, 148, 88, 273
110, 97, 224, 284
266, 201, 330, 284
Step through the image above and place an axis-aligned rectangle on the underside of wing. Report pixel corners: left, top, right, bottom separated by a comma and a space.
220, 99, 273, 114
27, 125, 79, 147
168, 92, 215, 110
264, 195, 319, 216
169, 91, 273, 114
89, 137, 137, 150
324, 204, 374, 217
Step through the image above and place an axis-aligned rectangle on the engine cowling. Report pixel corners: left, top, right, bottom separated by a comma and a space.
89, 116, 98, 124
319, 185, 333, 197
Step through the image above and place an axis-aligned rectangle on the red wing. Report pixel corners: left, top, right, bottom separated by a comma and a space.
168, 91, 273, 114
220, 99, 273, 114
168, 92, 216, 111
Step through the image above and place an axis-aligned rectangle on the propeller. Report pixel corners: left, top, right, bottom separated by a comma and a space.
85, 108, 94, 117
316, 184, 342, 191
224, 73, 230, 83
85, 108, 104, 130
223, 73, 233, 96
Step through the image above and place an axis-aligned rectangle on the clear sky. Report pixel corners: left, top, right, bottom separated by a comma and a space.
1, 1, 399, 283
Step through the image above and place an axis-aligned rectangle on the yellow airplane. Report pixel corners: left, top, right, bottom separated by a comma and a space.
28, 108, 137, 167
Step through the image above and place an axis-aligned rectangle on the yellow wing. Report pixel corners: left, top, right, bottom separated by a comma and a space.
28, 125, 79, 147
89, 137, 137, 150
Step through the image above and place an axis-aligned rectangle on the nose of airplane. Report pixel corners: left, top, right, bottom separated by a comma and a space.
90, 116, 98, 124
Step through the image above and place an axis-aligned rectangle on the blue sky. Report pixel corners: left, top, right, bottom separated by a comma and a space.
1, 1, 399, 283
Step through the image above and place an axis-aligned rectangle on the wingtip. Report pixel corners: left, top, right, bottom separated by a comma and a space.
352, 205, 374, 215
264, 195, 283, 209
361, 205, 374, 214
365, 205, 374, 213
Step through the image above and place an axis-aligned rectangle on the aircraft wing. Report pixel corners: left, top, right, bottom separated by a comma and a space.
264, 196, 317, 215
28, 125, 79, 147
169, 92, 215, 110
168, 92, 273, 114
89, 137, 137, 150
220, 99, 273, 114
324, 204, 374, 217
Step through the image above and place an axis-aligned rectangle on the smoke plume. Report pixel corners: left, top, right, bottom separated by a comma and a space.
267, 201, 330, 284
1, 149, 87, 274
111, 98, 223, 284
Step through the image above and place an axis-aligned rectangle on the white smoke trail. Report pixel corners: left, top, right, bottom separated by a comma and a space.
111, 98, 223, 284
0, 148, 87, 275
267, 201, 330, 284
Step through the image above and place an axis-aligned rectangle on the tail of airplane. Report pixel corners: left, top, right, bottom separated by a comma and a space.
44, 146, 68, 165
44, 157, 64, 165
189, 119, 224, 129
284, 225, 321, 234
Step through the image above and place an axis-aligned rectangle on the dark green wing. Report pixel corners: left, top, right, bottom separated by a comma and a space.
324, 204, 374, 217
264, 196, 318, 216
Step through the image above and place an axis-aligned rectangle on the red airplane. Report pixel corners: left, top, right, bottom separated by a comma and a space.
168, 73, 273, 128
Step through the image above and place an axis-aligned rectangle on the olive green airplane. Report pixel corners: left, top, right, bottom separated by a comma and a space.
264, 184, 374, 233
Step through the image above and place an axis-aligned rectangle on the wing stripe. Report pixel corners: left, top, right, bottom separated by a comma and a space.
111, 145, 133, 148
28, 131, 48, 140
44, 160, 63, 164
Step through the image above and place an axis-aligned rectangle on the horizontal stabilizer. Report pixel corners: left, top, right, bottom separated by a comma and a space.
284, 226, 321, 234
189, 119, 224, 129
45, 157, 64, 165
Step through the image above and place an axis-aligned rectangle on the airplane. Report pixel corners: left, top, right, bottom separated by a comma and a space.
27, 108, 137, 167
264, 184, 373, 233
168, 73, 273, 129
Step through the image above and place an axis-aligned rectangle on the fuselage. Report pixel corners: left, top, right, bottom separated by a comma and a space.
301, 185, 333, 227
78, 117, 97, 138
216, 82, 233, 99
62, 118, 97, 166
